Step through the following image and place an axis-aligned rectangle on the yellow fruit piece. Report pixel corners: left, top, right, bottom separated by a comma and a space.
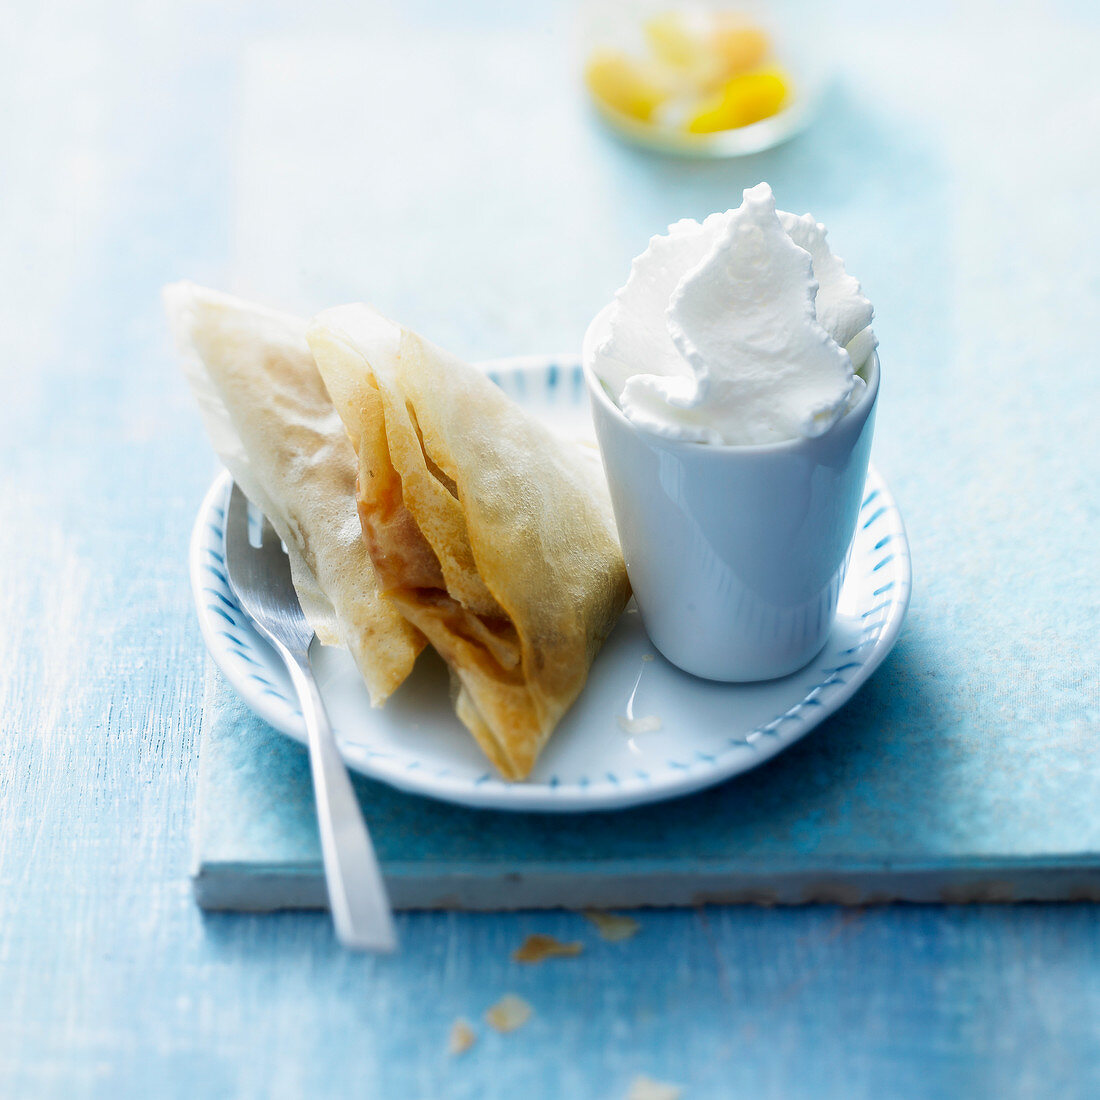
645, 11, 704, 69
710, 24, 770, 76
585, 49, 668, 122
686, 70, 788, 133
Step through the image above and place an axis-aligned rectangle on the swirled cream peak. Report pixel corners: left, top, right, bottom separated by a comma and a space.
596, 183, 875, 445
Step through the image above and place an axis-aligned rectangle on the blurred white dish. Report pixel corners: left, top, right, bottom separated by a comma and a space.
581, 0, 828, 158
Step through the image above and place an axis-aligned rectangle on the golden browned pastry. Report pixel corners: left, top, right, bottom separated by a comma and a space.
165, 283, 424, 704
307, 304, 630, 779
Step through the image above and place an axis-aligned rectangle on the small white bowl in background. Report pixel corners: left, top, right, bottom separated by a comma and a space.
578, 0, 829, 158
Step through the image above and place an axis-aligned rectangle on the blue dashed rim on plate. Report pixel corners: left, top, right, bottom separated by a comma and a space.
189, 356, 911, 812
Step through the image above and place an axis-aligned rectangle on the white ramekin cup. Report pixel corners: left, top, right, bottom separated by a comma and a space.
584, 303, 879, 682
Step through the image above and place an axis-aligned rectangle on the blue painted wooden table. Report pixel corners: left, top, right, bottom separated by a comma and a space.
2, 0, 1099, 1096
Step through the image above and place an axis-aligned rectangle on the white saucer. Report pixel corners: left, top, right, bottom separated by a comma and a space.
189, 356, 911, 812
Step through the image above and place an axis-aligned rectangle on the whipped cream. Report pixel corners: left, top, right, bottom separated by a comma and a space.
595, 182, 876, 445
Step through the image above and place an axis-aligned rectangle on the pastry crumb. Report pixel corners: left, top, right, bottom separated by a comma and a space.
447, 1018, 477, 1056
582, 910, 641, 942
617, 714, 662, 734
512, 933, 584, 964
627, 1075, 683, 1100
485, 994, 533, 1033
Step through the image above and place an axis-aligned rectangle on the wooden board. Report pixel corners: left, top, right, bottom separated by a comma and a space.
194, 664, 1100, 911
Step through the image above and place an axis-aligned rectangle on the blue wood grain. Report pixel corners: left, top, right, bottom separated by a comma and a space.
1, 0, 1099, 1096
194, 663, 1100, 910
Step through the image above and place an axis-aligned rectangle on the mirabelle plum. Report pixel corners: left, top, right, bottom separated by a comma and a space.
645, 11, 708, 70
710, 22, 770, 76
686, 70, 787, 133
585, 49, 669, 122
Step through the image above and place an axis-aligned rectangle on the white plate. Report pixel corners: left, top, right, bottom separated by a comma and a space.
189, 356, 911, 812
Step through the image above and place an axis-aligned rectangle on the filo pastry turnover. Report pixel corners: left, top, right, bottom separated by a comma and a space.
165, 283, 424, 703
307, 305, 631, 780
